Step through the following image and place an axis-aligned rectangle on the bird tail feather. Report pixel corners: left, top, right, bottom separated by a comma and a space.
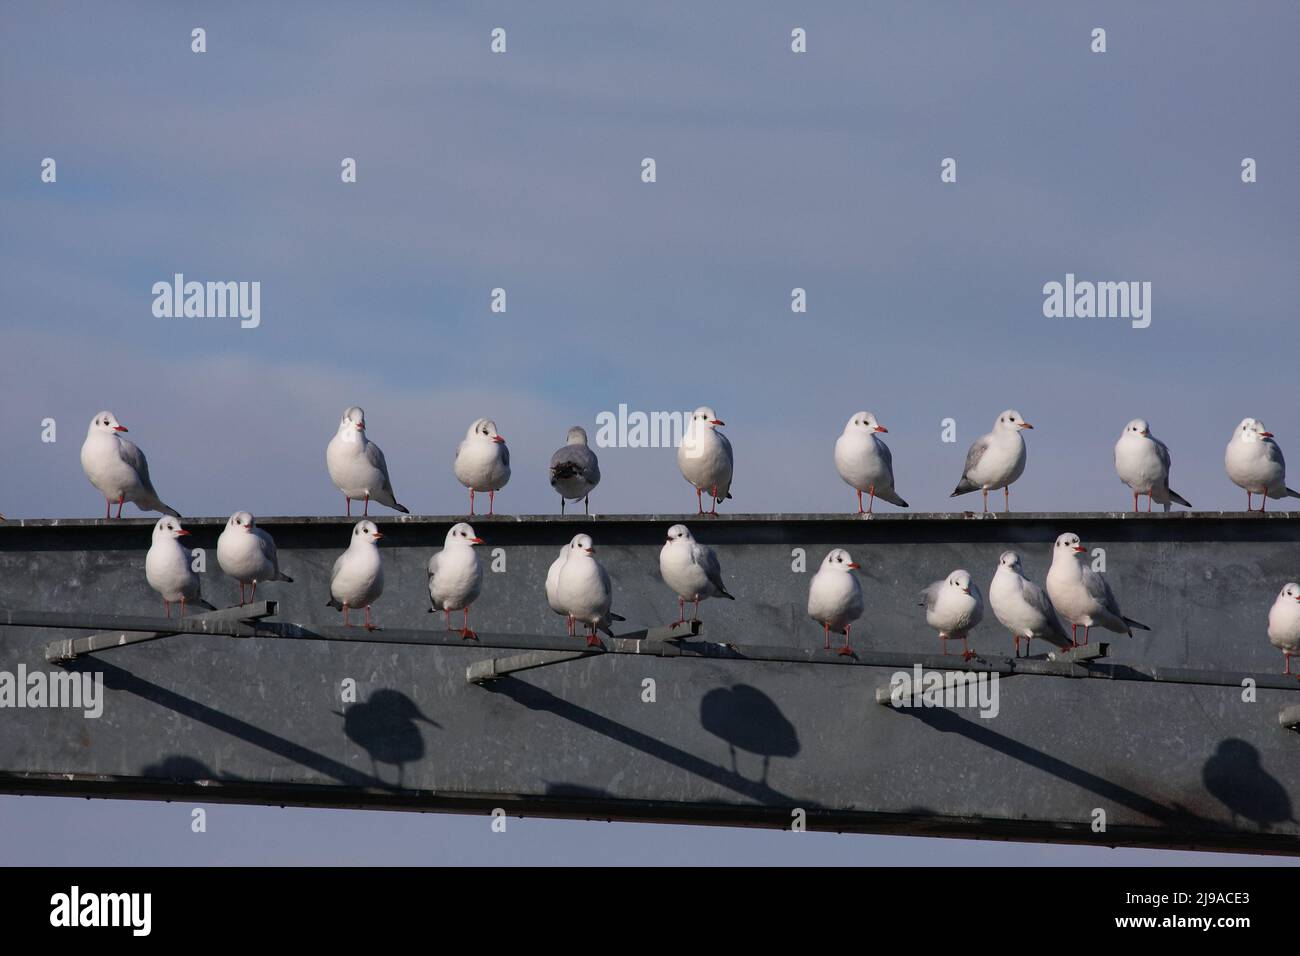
276, 572, 294, 583
1287, 487, 1300, 499
950, 479, 977, 497
1167, 490, 1192, 508
326, 597, 343, 610
879, 489, 909, 508
1123, 616, 1151, 633
609, 612, 626, 622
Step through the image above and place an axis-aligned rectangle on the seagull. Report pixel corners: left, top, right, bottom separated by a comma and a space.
920, 569, 984, 660
1225, 418, 1299, 512
678, 406, 733, 515
1045, 532, 1150, 645
145, 517, 213, 617
1267, 583, 1300, 677
834, 411, 908, 514
556, 533, 625, 647
455, 418, 510, 516
1115, 418, 1192, 513
545, 544, 575, 636
989, 551, 1070, 658
427, 522, 484, 641
327, 520, 385, 629
807, 549, 863, 656
659, 524, 735, 628
950, 410, 1033, 513
549, 426, 601, 514
326, 407, 409, 516
216, 511, 293, 605
80, 411, 181, 519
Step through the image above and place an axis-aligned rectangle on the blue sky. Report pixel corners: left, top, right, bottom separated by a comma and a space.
2, 2, 1299, 863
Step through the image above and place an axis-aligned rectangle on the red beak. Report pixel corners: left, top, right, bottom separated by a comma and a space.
1261, 431, 1274, 438
176, 529, 191, 536
710, 420, 725, 426
584, 548, 594, 555
847, 562, 861, 570
471, 536, 485, 545
114, 425, 128, 432
1073, 546, 1087, 553
493, 435, 506, 443
874, 425, 888, 433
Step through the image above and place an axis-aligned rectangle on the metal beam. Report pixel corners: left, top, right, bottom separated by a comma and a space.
39, 602, 278, 664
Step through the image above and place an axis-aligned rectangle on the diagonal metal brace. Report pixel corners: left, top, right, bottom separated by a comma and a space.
41, 602, 278, 665
466, 621, 701, 684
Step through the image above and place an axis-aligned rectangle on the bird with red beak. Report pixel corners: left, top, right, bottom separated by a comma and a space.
1045, 532, 1150, 646
1225, 417, 1300, 512
327, 520, 385, 630
428, 522, 486, 640
454, 418, 511, 515
678, 406, 734, 515
950, 409, 1033, 513
1267, 583, 1300, 677
556, 533, 625, 647
81, 410, 181, 519
920, 569, 983, 660
145, 517, 213, 618
807, 549, 864, 656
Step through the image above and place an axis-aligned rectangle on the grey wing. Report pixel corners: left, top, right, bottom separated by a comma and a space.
697, 544, 727, 593
330, 552, 346, 582
1151, 436, 1172, 473
1264, 439, 1286, 470
1084, 569, 1122, 617
1022, 578, 1066, 633
550, 445, 597, 482
426, 551, 441, 578
717, 430, 734, 471
254, 528, 279, 567
501, 442, 510, 469
920, 581, 943, 610
876, 436, 895, 480
363, 440, 397, 493
962, 435, 991, 478
117, 439, 158, 493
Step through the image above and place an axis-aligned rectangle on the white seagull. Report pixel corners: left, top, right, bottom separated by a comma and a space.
80, 411, 180, 519
659, 524, 735, 628
920, 569, 984, 660
950, 409, 1033, 513
834, 411, 909, 514
1114, 418, 1191, 513
145, 517, 213, 617
545, 544, 575, 636
1267, 583, 1300, 677
326, 407, 409, 516
807, 549, 864, 656
454, 418, 510, 515
549, 426, 601, 514
427, 522, 485, 641
217, 511, 293, 605
1045, 532, 1150, 645
989, 550, 1069, 658
556, 533, 625, 647
678, 406, 733, 515
1225, 418, 1299, 512
326, 519, 385, 629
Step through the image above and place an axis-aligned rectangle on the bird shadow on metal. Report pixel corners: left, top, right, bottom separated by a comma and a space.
333, 689, 440, 790
84, 659, 400, 792
895, 705, 1216, 830
484, 678, 816, 808
1201, 738, 1296, 831
700, 684, 799, 786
